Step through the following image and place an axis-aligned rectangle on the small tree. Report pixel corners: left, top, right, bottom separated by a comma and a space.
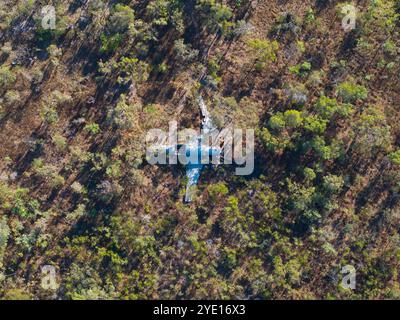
352, 106, 392, 155
337, 80, 368, 103
322, 174, 344, 195
0, 67, 16, 90
247, 39, 279, 70
196, 0, 233, 34
52, 133, 67, 151
0, 217, 10, 269
174, 39, 199, 65
107, 95, 141, 130
108, 4, 135, 34
314, 95, 353, 120
284, 110, 303, 128
388, 150, 400, 166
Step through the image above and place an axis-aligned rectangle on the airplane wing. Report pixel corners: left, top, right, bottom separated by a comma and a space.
184, 163, 203, 203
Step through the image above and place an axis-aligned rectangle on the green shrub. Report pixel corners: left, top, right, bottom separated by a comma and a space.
0, 67, 16, 90
259, 128, 290, 153
304, 167, 316, 182
208, 58, 222, 83
337, 80, 368, 103
66, 204, 87, 222
247, 38, 279, 70
314, 95, 353, 119
52, 90, 72, 107
11, 188, 37, 219
353, 107, 392, 155
303, 115, 327, 134
323, 174, 344, 194
84, 123, 101, 135
208, 182, 229, 201
289, 61, 311, 77
32, 158, 64, 188
4, 90, 21, 106
196, 0, 233, 33
108, 95, 141, 129
108, 4, 135, 34
100, 33, 123, 54
389, 150, 400, 166
146, 0, 170, 26
268, 113, 285, 131
156, 62, 168, 74
52, 134, 67, 151
40, 105, 59, 125
0, 217, 10, 269
2, 289, 32, 300
47, 44, 62, 66
1, 42, 12, 56
284, 110, 303, 128
116, 56, 149, 85
174, 39, 199, 64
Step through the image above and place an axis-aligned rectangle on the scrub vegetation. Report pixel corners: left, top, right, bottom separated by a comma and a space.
0, 0, 399, 299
